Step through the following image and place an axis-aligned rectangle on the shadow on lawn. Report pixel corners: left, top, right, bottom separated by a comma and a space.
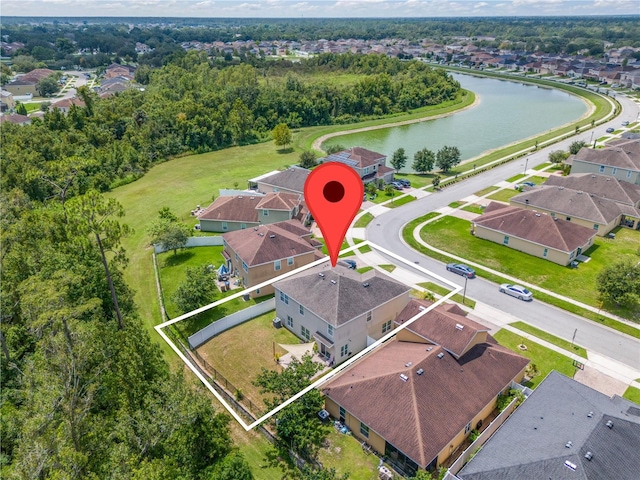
162, 250, 195, 267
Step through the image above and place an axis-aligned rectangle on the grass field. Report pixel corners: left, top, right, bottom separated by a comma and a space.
461, 204, 484, 214
354, 212, 375, 228
533, 162, 552, 171
386, 194, 416, 208
511, 321, 588, 358
379, 264, 396, 273
418, 216, 639, 321
494, 329, 576, 389
486, 188, 520, 203
623, 386, 640, 405
506, 173, 526, 183
474, 186, 500, 197
418, 281, 476, 309
196, 311, 299, 412
317, 430, 380, 480
448, 201, 464, 208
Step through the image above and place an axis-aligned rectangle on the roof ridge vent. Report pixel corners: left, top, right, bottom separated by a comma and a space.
535, 213, 541, 217
418, 305, 426, 311
405, 362, 412, 367
318, 273, 325, 278
584, 452, 593, 461
565, 441, 573, 448
362, 282, 370, 287
399, 373, 408, 382
577, 190, 583, 194
559, 186, 564, 190
564, 460, 577, 471
416, 368, 424, 375
258, 233, 264, 236
330, 279, 337, 285
437, 352, 444, 359
606, 420, 614, 428
455, 323, 464, 330
269, 234, 276, 238
587, 411, 594, 418
426, 347, 433, 351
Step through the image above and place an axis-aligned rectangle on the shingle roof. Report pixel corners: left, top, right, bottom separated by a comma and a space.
222, 221, 316, 266
395, 299, 489, 358
52, 97, 86, 109
544, 173, 640, 206
458, 371, 640, 480
572, 139, 640, 172
0, 114, 31, 125
474, 202, 597, 253
324, 147, 387, 168
511, 186, 623, 225
255, 192, 302, 211
257, 167, 310, 193
274, 266, 410, 326
322, 336, 528, 468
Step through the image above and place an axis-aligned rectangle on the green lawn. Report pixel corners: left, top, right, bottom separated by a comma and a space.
624, 387, 640, 405
354, 212, 375, 228
379, 264, 396, 273
486, 188, 520, 203
321, 239, 350, 256
196, 311, 300, 413
394, 172, 438, 188
386, 194, 416, 208
357, 266, 373, 274
527, 175, 548, 185
461, 204, 485, 214
494, 329, 576, 389
448, 201, 464, 208
317, 430, 379, 480
510, 321, 588, 358
353, 238, 372, 254
419, 216, 639, 322
506, 173, 526, 183
533, 162, 552, 171
418, 281, 476, 309
474, 186, 500, 197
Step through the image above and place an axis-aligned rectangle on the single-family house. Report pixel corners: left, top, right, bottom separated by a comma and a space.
51, 97, 86, 114
544, 173, 640, 229
472, 202, 597, 264
273, 266, 411, 365
105, 63, 136, 80
322, 299, 529, 476
457, 371, 640, 480
511, 184, 630, 236
221, 221, 322, 297
0, 90, 15, 112
569, 139, 640, 185
248, 166, 310, 195
197, 192, 307, 232
322, 147, 395, 184
0, 113, 31, 126
3, 68, 56, 96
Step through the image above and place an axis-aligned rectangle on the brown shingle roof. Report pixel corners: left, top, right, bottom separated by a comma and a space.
572, 139, 640, 172
0, 114, 31, 125
255, 192, 302, 211
511, 186, 623, 224
222, 222, 316, 266
475, 202, 597, 253
322, 335, 528, 468
544, 173, 640, 206
52, 97, 86, 109
274, 266, 410, 326
197, 195, 262, 223
395, 299, 489, 358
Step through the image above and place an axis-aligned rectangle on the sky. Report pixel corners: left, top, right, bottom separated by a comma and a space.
2, 0, 639, 18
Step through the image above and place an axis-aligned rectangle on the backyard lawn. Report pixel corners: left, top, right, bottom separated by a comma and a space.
419, 216, 639, 319
317, 430, 380, 480
493, 329, 576, 388
196, 311, 300, 413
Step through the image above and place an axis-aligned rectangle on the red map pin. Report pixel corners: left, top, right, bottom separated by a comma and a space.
304, 162, 364, 267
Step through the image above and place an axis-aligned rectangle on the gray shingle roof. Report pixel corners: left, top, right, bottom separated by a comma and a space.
511, 187, 623, 224
544, 173, 640, 207
257, 167, 310, 194
572, 139, 640, 172
474, 202, 597, 253
458, 371, 640, 480
274, 266, 410, 326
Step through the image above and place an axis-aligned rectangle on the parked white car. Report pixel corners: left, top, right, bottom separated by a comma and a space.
499, 284, 533, 301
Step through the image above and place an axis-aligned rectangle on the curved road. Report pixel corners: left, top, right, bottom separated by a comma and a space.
366, 92, 640, 370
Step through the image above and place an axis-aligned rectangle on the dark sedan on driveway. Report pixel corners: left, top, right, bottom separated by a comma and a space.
446, 263, 476, 278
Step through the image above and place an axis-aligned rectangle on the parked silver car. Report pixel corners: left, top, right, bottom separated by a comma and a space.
499, 284, 533, 301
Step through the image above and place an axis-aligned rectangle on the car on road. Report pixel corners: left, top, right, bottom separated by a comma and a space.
446, 263, 476, 278
339, 259, 356, 269
622, 121, 629, 126
499, 284, 533, 301
606, 127, 615, 133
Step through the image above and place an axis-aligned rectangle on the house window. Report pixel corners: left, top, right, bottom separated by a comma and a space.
382, 320, 392, 333
235, 253, 238, 261
299, 305, 305, 315
340, 344, 349, 357
263, 209, 269, 216
593, 224, 599, 231
364, 167, 369, 175
503, 236, 509, 245
287, 315, 293, 328
279, 292, 289, 304
242, 261, 248, 273
366, 311, 372, 322
327, 324, 334, 337
612, 168, 617, 175
222, 222, 228, 230
287, 256, 294, 266
360, 423, 369, 438
627, 170, 632, 178
301, 325, 310, 341
465, 422, 472, 434
241, 223, 246, 229
274, 260, 281, 271
570, 251, 575, 259
339, 406, 345, 420
599, 165, 605, 173
543, 248, 548, 257
550, 212, 555, 217
566, 217, 571, 222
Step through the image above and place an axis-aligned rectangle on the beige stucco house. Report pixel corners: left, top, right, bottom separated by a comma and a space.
322, 299, 528, 476
473, 202, 597, 265
322, 147, 395, 184
273, 266, 411, 365
568, 139, 640, 185
197, 191, 307, 232
221, 220, 322, 298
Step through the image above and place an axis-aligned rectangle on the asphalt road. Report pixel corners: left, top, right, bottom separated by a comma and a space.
366, 92, 640, 370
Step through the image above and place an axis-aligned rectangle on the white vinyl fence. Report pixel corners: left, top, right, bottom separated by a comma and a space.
154, 236, 223, 254
188, 298, 276, 349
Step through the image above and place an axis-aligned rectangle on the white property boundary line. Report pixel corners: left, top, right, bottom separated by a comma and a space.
156, 240, 462, 431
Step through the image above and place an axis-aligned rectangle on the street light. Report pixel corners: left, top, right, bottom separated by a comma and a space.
523, 157, 529, 175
